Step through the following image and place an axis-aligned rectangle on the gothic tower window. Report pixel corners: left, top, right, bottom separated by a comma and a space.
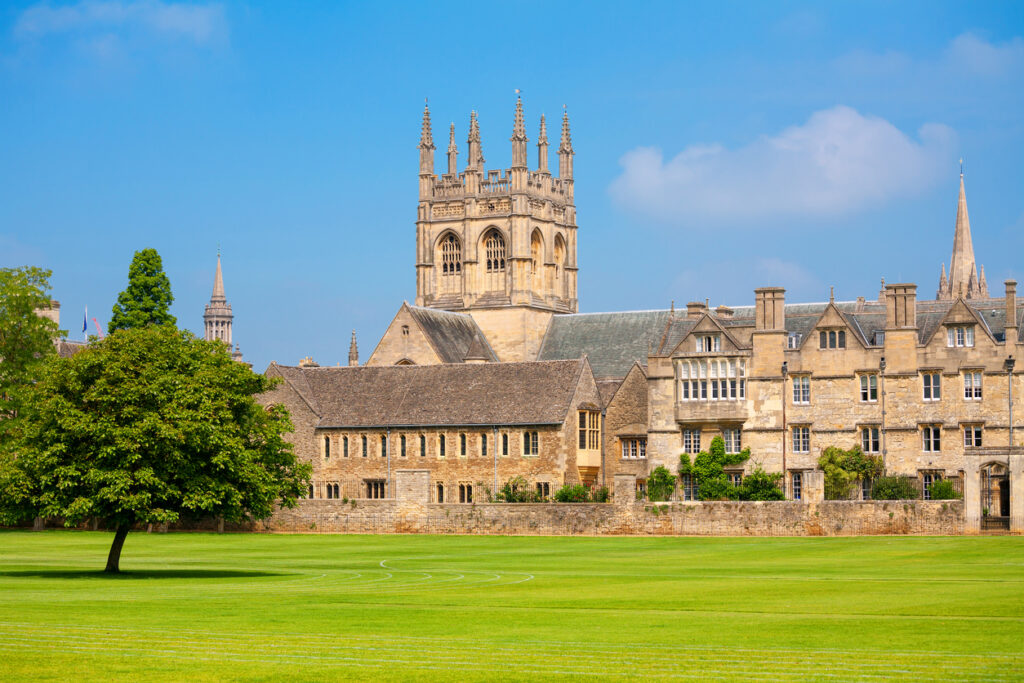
554, 234, 566, 298
439, 233, 462, 295
530, 230, 543, 293
485, 230, 506, 273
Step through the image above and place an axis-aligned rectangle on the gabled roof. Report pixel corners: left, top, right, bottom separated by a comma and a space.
537, 310, 673, 379
405, 304, 498, 363
268, 359, 589, 428
665, 312, 746, 355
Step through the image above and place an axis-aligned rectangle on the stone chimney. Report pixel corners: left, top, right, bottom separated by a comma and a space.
686, 301, 707, 319
299, 356, 319, 368
885, 284, 917, 329
750, 287, 786, 379
754, 287, 785, 331
715, 305, 734, 320
883, 283, 918, 374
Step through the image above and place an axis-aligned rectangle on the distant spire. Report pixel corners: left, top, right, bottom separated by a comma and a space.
510, 94, 528, 168
829, 286, 835, 303
559, 106, 573, 155
537, 114, 549, 173
447, 122, 458, 175
942, 170, 984, 299
348, 330, 359, 367
211, 253, 226, 303
512, 93, 527, 141
937, 263, 948, 299
979, 264, 989, 298
467, 111, 484, 169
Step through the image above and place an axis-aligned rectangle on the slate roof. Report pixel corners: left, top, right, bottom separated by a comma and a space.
55, 340, 88, 358
537, 310, 673, 379
406, 305, 498, 363
269, 359, 588, 428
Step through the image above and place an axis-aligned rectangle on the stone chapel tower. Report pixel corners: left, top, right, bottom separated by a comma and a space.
204, 253, 243, 361
414, 97, 578, 361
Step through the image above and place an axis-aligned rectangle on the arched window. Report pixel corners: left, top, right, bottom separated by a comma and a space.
485, 231, 506, 273
440, 234, 461, 275
530, 230, 543, 292
554, 234, 566, 298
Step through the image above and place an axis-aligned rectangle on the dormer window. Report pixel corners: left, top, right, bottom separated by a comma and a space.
947, 325, 974, 348
787, 333, 802, 349
819, 329, 846, 349
696, 334, 721, 352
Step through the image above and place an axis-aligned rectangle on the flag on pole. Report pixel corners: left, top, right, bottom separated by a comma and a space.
83, 306, 88, 340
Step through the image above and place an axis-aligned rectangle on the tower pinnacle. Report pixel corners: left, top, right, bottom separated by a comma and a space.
537, 114, 549, 173
467, 111, 484, 170
348, 330, 359, 367
447, 122, 458, 175
511, 94, 528, 167
558, 107, 574, 180
939, 170, 986, 299
418, 100, 435, 175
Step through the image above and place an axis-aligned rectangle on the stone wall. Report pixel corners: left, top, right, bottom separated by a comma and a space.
244, 497, 964, 536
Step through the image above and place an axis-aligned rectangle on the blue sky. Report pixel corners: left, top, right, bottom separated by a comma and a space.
1, 1, 1022, 369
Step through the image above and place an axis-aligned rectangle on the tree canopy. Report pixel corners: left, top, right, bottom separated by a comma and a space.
0, 326, 310, 572
109, 248, 176, 331
818, 445, 883, 500
0, 267, 62, 433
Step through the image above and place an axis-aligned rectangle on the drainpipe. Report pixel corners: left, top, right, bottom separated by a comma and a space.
880, 356, 887, 470
386, 428, 391, 498
493, 425, 498, 499
600, 409, 607, 488
781, 361, 788, 497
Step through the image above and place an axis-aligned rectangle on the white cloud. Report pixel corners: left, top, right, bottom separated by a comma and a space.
946, 33, 1024, 77
609, 106, 955, 223
14, 1, 226, 45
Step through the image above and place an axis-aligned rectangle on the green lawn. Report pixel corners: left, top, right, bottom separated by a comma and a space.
0, 532, 1022, 681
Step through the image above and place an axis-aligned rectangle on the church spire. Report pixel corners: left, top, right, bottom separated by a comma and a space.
939, 169, 985, 300
211, 252, 226, 303
418, 100, 435, 175
447, 122, 458, 175
204, 252, 240, 361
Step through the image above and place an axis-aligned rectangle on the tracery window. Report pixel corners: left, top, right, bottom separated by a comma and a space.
441, 234, 462, 275
485, 231, 506, 273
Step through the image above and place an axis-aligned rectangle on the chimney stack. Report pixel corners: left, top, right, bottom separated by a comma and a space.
686, 301, 707, 319
885, 284, 917, 329
754, 287, 786, 331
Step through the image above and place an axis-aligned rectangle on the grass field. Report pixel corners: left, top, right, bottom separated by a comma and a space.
0, 532, 1022, 681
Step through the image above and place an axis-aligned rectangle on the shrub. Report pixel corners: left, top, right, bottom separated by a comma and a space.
818, 445, 883, 500
871, 475, 920, 500
554, 483, 590, 503
737, 466, 784, 501
679, 436, 750, 501
495, 476, 539, 503
646, 466, 677, 501
928, 479, 961, 500
591, 486, 610, 503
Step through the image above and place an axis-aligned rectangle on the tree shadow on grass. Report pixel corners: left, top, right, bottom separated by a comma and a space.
0, 569, 291, 580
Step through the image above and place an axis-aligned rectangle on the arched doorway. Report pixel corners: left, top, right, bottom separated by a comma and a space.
981, 461, 1010, 531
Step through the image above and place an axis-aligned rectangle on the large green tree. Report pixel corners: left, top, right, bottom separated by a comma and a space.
0, 326, 310, 572
0, 267, 62, 433
109, 248, 176, 331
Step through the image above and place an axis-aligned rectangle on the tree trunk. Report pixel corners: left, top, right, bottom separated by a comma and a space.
105, 524, 131, 573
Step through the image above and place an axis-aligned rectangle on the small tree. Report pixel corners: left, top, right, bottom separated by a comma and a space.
928, 479, 961, 500
871, 475, 920, 501
736, 466, 785, 501
0, 267, 62, 449
678, 436, 750, 501
495, 476, 540, 502
646, 465, 677, 501
553, 483, 590, 502
0, 326, 310, 572
109, 248, 176, 331
818, 445, 883, 500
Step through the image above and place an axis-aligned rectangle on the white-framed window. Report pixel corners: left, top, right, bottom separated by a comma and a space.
726, 471, 743, 488
621, 438, 647, 459
860, 373, 878, 402
963, 371, 982, 400
861, 426, 880, 453
696, 334, 721, 352
578, 410, 600, 450
819, 329, 846, 349
873, 331, 885, 346
722, 428, 741, 454
922, 425, 941, 452
791, 471, 803, 500
792, 426, 810, 453
787, 333, 802, 349
792, 375, 810, 404
922, 372, 941, 401
964, 424, 983, 448
677, 358, 746, 402
682, 429, 701, 454
946, 326, 974, 348
680, 474, 698, 501
523, 430, 539, 456
921, 471, 942, 500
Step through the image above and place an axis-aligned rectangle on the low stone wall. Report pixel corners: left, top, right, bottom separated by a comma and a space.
243, 498, 965, 536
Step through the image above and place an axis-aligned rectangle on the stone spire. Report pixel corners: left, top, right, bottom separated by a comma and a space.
558, 107, 574, 180
418, 100, 435, 175
537, 114, 549, 173
204, 253, 241, 361
939, 170, 986, 299
937, 263, 948, 300
446, 122, 458, 175
510, 93, 528, 168
348, 330, 359, 367
467, 111, 484, 170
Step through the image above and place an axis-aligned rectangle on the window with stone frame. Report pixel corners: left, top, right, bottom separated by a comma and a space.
696, 334, 721, 352
365, 480, 386, 499
361, 435, 367, 457
791, 471, 803, 500
963, 371, 982, 400
502, 432, 509, 456
621, 438, 647, 459
726, 470, 743, 488
419, 434, 425, 457
922, 372, 941, 401
578, 410, 600, 450
440, 233, 462, 275
439, 434, 446, 457
400, 434, 407, 457
535, 482, 550, 499
343, 435, 349, 458
792, 375, 810, 404
677, 358, 746, 402
963, 424, 983, 448
920, 471, 943, 500
792, 426, 810, 453
818, 329, 846, 349
460, 433, 467, 457
481, 433, 487, 457
307, 484, 314, 499
921, 425, 941, 452
859, 373, 878, 402
523, 430, 539, 456
435, 482, 445, 503
380, 434, 387, 457
680, 473, 698, 501
458, 483, 473, 503
722, 428, 742, 454
787, 332, 802, 349
947, 325, 975, 348
323, 435, 331, 459
682, 429, 701, 454
860, 426, 880, 453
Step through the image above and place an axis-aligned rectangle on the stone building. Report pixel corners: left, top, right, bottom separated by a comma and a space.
260, 98, 1020, 531
203, 253, 243, 362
